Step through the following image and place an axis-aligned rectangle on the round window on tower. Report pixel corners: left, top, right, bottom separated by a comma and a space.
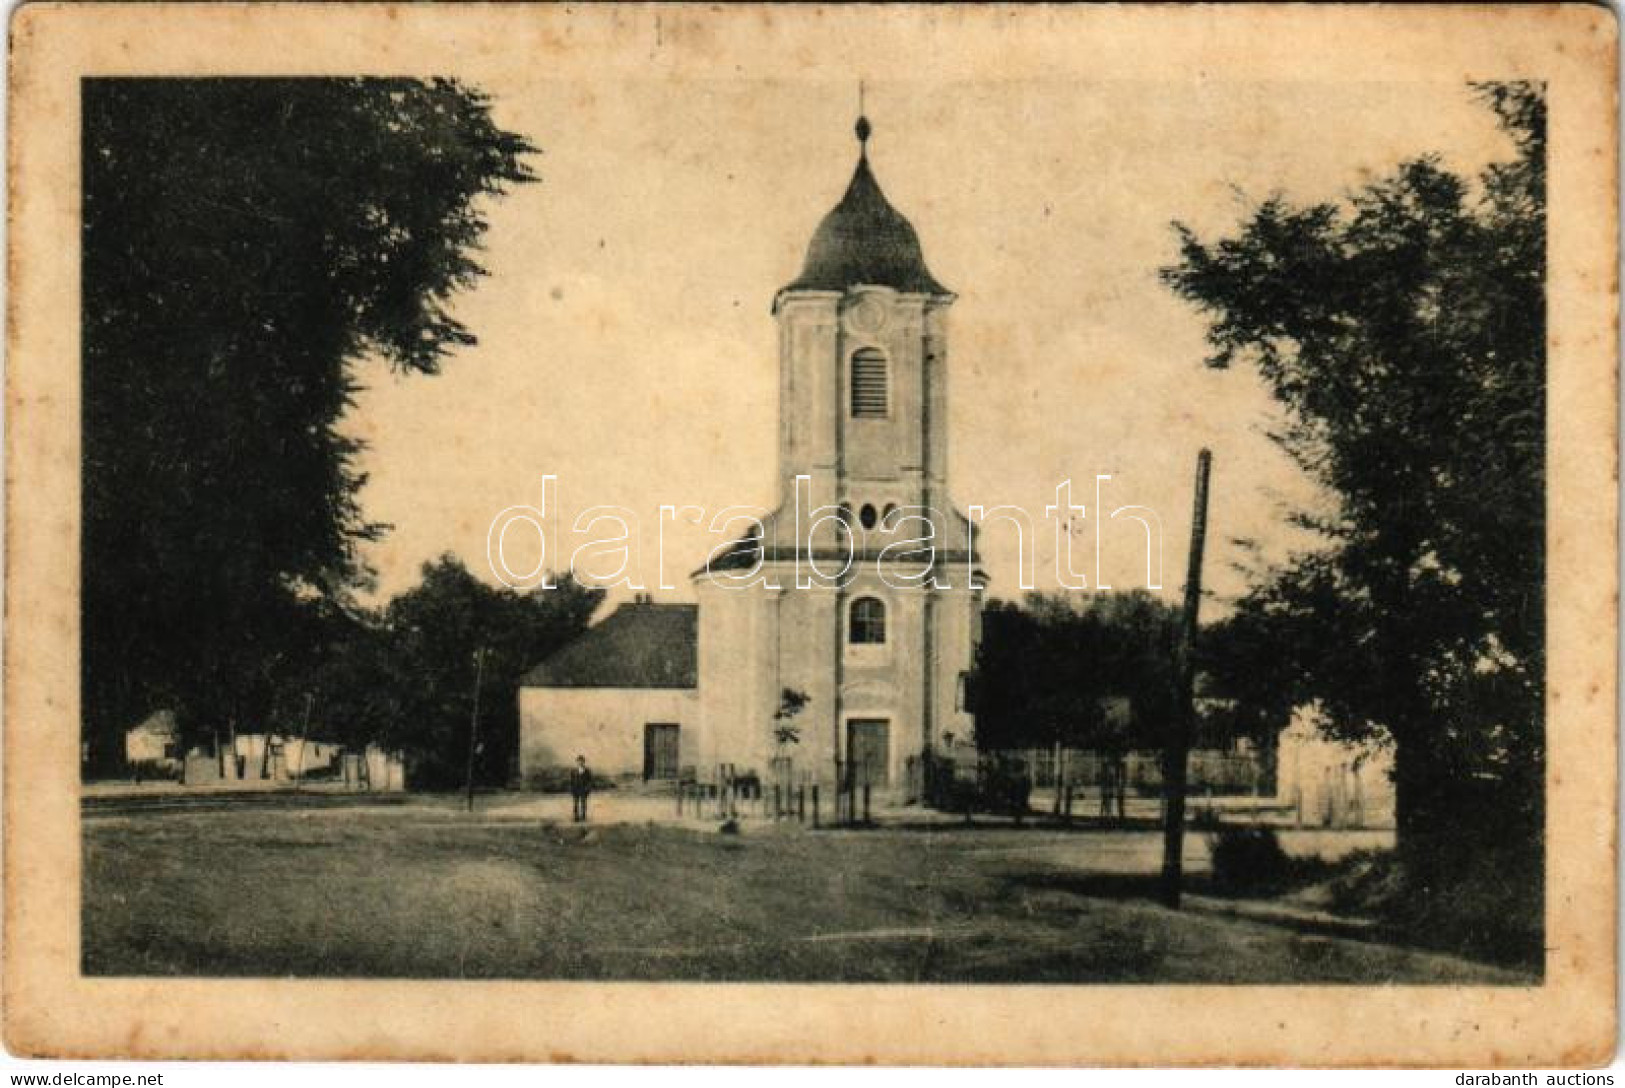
860, 504, 878, 530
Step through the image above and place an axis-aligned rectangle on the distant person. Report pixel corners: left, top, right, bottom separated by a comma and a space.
569, 755, 593, 822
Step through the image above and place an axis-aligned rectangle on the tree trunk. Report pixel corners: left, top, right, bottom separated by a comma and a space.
1052, 740, 1063, 815
1391, 732, 1486, 881
1391, 740, 1433, 842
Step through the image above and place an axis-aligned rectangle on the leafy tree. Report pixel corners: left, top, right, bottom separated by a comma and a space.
969, 590, 1181, 752
252, 558, 601, 788
373, 557, 603, 789
1162, 83, 1545, 858
279, 606, 407, 754
82, 78, 535, 770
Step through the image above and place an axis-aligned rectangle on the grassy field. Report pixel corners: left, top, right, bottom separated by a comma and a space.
82, 797, 1530, 983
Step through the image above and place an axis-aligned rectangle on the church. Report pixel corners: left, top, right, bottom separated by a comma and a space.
519, 116, 984, 793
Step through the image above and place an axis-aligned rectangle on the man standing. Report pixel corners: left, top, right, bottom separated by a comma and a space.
569, 755, 593, 823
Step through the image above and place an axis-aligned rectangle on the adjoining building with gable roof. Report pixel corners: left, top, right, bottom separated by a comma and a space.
519, 599, 699, 783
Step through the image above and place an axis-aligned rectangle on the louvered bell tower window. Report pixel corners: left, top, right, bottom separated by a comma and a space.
850, 348, 889, 418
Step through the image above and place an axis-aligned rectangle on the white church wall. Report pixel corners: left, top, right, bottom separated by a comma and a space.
774, 294, 841, 510
773, 579, 842, 779
692, 569, 983, 788
695, 576, 763, 772
747, 584, 782, 773
923, 303, 951, 475
930, 583, 981, 749
842, 580, 924, 786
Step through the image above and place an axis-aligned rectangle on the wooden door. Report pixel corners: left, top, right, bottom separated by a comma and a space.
643, 723, 680, 781
846, 719, 890, 787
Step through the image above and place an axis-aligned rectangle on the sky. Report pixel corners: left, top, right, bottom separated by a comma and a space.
343, 77, 1515, 612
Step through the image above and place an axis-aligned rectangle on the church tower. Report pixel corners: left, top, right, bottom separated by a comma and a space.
694, 114, 983, 790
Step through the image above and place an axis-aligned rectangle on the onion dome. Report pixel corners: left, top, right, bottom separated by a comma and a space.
779, 116, 949, 297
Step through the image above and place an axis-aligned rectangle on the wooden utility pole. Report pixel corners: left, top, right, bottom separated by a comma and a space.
1161, 448, 1213, 909
464, 647, 486, 813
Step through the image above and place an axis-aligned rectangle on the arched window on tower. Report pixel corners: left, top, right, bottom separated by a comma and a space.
850, 348, 889, 418
849, 596, 887, 644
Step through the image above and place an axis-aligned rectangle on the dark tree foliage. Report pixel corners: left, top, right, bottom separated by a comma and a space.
1197, 601, 1308, 749
1163, 83, 1545, 856
295, 558, 603, 789
82, 79, 535, 768
969, 591, 1182, 752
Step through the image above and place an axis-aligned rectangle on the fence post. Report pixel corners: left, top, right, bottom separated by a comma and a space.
1052, 743, 1062, 815
863, 783, 871, 824
812, 784, 820, 828
797, 784, 806, 824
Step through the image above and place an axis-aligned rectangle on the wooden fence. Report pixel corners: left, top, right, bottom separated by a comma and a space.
1000, 747, 1271, 796
672, 762, 876, 827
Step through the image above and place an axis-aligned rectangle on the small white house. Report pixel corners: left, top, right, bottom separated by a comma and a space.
231, 733, 342, 780
1276, 707, 1395, 828
173, 731, 397, 789
124, 710, 181, 770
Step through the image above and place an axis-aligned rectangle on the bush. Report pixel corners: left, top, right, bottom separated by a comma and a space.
934, 774, 980, 814
1208, 826, 1291, 894
926, 755, 1034, 820
980, 755, 1032, 818
126, 759, 181, 782
1191, 805, 1224, 831
1325, 844, 1543, 970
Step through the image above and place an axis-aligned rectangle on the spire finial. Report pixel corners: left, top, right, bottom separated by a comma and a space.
855, 80, 870, 150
